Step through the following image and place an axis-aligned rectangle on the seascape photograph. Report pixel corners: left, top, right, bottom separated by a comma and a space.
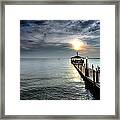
20, 20, 100, 100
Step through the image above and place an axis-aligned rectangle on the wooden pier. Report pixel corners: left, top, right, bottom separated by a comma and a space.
71, 56, 100, 100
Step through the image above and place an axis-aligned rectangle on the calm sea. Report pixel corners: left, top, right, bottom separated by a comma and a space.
20, 58, 100, 100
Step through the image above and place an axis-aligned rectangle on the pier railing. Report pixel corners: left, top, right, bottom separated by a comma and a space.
71, 57, 100, 99
71, 60, 100, 85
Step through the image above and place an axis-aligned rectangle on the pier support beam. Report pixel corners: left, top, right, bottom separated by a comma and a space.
93, 69, 95, 83
85, 58, 89, 77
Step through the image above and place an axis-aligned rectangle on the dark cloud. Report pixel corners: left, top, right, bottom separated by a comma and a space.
20, 20, 100, 57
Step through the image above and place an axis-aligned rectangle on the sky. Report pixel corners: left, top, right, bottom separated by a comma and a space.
20, 20, 100, 58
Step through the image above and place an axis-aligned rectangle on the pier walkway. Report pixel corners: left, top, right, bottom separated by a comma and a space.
71, 56, 100, 100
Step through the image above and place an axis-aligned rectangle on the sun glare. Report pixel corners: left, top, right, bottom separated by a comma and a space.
70, 39, 85, 51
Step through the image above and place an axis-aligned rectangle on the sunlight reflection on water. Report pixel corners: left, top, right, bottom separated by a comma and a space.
20, 58, 96, 100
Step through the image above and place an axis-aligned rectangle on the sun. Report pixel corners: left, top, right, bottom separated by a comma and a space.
70, 39, 84, 51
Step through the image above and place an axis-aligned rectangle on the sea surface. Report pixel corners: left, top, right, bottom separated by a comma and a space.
20, 58, 100, 100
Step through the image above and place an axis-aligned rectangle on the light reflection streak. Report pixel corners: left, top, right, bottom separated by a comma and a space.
68, 61, 82, 82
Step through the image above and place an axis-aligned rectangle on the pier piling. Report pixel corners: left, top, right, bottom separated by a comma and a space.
93, 69, 95, 83
85, 58, 89, 77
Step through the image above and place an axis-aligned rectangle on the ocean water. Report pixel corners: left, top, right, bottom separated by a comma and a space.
20, 58, 100, 100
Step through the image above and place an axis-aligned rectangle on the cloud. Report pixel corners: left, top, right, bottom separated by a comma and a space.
20, 20, 100, 57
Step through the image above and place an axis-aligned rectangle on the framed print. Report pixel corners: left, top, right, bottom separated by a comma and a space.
0, 0, 119, 119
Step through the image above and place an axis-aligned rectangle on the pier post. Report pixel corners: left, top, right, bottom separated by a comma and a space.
93, 69, 95, 83
92, 64, 94, 69
96, 68, 99, 83
85, 57, 88, 68
85, 57, 89, 77
92, 64, 95, 82
96, 66, 100, 83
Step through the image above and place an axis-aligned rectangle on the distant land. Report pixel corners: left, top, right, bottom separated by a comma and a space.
88, 57, 100, 59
